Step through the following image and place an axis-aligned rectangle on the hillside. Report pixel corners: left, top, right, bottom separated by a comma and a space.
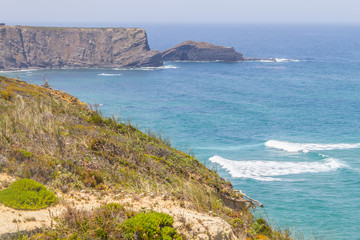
0, 76, 290, 239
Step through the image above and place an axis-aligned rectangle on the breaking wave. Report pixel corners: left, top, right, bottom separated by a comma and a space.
0, 69, 39, 73
112, 65, 178, 71
265, 140, 360, 153
161, 65, 178, 69
209, 155, 345, 181
137, 65, 178, 70
98, 73, 123, 76
259, 58, 301, 63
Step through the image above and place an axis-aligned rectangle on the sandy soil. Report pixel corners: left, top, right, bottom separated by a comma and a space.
0, 173, 243, 239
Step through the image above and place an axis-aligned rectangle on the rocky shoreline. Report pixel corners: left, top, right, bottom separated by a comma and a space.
0, 25, 282, 71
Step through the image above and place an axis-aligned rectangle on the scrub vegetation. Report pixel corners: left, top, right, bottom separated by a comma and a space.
22, 203, 181, 240
0, 178, 57, 210
0, 76, 292, 239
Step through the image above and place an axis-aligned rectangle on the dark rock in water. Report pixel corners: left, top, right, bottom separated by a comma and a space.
161, 41, 244, 62
0, 26, 163, 70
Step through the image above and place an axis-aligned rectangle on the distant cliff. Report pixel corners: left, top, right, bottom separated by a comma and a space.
161, 41, 244, 62
0, 26, 162, 70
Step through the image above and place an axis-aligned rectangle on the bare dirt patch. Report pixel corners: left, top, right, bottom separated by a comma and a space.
0, 178, 241, 239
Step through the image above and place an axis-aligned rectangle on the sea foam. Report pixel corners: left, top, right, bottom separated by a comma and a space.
112, 65, 178, 71
98, 73, 123, 76
259, 58, 301, 63
209, 155, 344, 181
265, 140, 360, 153
138, 65, 178, 70
0, 69, 39, 73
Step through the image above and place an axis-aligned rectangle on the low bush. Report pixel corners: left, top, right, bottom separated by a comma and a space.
0, 90, 13, 100
250, 218, 273, 238
121, 211, 182, 240
0, 178, 57, 210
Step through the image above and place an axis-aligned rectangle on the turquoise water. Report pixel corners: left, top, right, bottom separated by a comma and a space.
2, 24, 360, 239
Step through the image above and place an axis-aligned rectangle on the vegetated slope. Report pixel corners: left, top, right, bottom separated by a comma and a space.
0, 76, 244, 211
0, 76, 292, 240
0, 26, 162, 70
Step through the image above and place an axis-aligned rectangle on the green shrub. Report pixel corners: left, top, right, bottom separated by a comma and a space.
0, 178, 57, 210
230, 218, 244, 228
104, 203, 124, 212
17, 149, 34, 159
250, 218, 273, 238
121, 211, 182, 240
89, 113, 103, 125
0, 90, 13, 100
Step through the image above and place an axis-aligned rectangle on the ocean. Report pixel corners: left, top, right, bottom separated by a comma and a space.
2, 24, 360, 239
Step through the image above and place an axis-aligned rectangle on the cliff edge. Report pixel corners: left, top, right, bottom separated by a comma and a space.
0, 26, 162, 70
0, 76, 292, 239
162, 41, 244, 62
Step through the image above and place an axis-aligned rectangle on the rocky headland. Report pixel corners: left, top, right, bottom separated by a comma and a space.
0, 26, 253, 71
0, 23, 295, 238
161, 41, 244, 62
0, 26, 163, 70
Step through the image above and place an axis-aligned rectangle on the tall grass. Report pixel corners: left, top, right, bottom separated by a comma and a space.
0, 76, 294, 239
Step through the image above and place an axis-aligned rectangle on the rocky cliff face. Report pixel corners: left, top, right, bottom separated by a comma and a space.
161, 41, 244, 62
0, 26, 162, 70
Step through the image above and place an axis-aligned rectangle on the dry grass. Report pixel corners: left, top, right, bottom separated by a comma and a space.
0, 76, 243, 213
0, 76, 294, 239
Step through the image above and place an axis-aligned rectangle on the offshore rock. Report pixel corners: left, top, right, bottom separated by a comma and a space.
161, 40, 244, 62
0, 26, 162, 70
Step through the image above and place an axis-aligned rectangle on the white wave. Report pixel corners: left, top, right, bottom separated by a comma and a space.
209, 155, 345, 181
111, 65, 178, 71
137, 65, 178, 71
265, 140, 360, 153
98, 73, 122, 76
258, 58, 301, 63
0, 69, 39, 73
259, 59, 275, 63
274, 58, 301, 62
161, 65, 178, 69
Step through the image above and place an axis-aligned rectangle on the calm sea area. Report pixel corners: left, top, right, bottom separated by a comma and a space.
2, 23, 360, 239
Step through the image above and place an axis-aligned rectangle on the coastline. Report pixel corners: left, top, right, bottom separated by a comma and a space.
2, 23, 358, 239
0, 76, 292, 239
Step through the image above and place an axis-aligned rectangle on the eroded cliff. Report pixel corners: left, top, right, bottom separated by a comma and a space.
0, 26, 162, 70
161, 41, 244, 62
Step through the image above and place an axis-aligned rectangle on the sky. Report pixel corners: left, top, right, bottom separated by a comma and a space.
2, 0, 360, 25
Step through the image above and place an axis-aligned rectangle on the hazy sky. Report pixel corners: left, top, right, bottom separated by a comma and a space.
2, 0, 360, 24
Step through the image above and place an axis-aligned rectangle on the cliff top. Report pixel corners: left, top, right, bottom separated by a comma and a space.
0, 25, 142, 31
173, 40, 234, 49
161, 40, 244, 61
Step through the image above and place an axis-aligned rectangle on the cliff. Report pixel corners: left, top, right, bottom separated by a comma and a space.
0, 26, 249, 70
0, 26, 162, 70
161, 41, 244, 62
